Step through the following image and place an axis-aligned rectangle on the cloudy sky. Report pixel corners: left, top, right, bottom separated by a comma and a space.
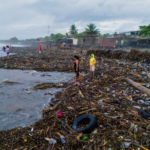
0, 0, 149, 40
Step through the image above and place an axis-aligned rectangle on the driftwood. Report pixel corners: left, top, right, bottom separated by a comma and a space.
147, 72, 150, 79
126, 78, 150, 97
130, 71, 142, 78
56, 118, 76, 134
50, 100, 62, 110
43, 101, 62, 113
142, 67, 150, 79
114, 76, 126, 80
78, 108, 97, 115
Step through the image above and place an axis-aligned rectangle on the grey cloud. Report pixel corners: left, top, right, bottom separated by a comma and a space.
0, 0, 150, 39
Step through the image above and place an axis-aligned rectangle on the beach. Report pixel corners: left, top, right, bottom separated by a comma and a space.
0, 46, 150, 150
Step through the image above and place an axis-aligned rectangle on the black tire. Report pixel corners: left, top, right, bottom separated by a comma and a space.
72, 114, 97, 134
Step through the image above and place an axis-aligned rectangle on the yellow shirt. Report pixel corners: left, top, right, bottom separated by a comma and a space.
90, 58, 96, 66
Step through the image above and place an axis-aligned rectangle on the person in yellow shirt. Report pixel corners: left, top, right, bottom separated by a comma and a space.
90, 54, 96, 75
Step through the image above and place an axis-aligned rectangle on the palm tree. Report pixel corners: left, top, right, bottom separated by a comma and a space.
66, 32, 69, 37
69, 24, 78, 36
85, 23, 99, 36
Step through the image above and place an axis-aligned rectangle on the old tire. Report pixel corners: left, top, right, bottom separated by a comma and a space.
72, 114, 97, 134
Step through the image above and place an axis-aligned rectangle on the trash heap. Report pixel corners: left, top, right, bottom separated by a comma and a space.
0, 47, 150, 150
0, 47, 86, 72
88, 48, 150, 63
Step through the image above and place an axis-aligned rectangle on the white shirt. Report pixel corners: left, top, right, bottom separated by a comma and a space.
6, 48, 9, 53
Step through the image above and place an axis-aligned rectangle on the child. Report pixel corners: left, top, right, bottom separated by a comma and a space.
6, 46, 9, 59
90, 54, 96, 75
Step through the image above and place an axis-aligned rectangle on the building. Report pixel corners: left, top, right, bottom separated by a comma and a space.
78, 37, 96, 45
67, 38, 78, 45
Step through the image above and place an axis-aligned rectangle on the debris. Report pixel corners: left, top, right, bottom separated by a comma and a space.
45, 138, 57, 144
1, 47, 150, 150
126, 78, 150, 97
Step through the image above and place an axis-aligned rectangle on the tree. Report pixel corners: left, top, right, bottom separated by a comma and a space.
102, 33, 110, 38
69, 24, 78, 36
74, 32, 85, 38
139, 25, 150, 37
50, 33, 55, 40
26, 38, 35, 42
44, 36, 50, 42
114, 32, 117, 35
66, 33, 69, 37
85, 23, 99, 36
54, 33, 64, 39
10, 37, 18, 42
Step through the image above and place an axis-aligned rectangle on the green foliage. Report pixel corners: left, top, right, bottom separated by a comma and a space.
26, 38, 35, 42
66, 33, 69, 37
85, 23, 99, 36
36, 37, 43, 41
54, 33, 65, 39
139, 24, 150, 37
50, 33, 55, 40
74, 32, 85, 38
10, 37, 18, 42
69, 24, 78, 35
101, 33, 110, 38
44, 36, 50, 42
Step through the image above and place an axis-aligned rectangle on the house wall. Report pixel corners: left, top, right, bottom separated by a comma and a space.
77, 37, 96, 45
96, 38, 116, 47
67, 38, 78, 45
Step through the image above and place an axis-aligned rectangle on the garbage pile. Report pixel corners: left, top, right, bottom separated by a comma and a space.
0, 47, 87, 73
88, 48, 150, 63
0, 47, 150, 149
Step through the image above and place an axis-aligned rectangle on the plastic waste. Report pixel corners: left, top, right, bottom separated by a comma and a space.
45, 138, 57, 144
31, 128, 34, 132
138, 110, 150, 119
56, 110, 62, 118
67, 106, 74, 110
133, 106, 141, 109
146, 83, 150, 87
145, 101, 150, 105
60, 135, 66, 144
130, 123, 138, 133
141, 71, 146, 75
136, 90, 140, 94
137, 100, 145, 104
106, 88, 110, 92
82, 136, 88, 141
123, 142, 131, 148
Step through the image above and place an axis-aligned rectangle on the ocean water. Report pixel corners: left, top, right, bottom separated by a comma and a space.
0, 69, 73, 131
0, 43, 29, 57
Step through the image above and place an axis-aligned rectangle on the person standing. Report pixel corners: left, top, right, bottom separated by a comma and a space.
69, 44, 72, 49
3, 46, 5, 52
90, 54, 96, 75
6, 46, 9, 59
74, 55, 81, 81
39, 45, 42, 53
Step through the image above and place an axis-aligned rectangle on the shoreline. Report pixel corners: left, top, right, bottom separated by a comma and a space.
0, 46, 150, 149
